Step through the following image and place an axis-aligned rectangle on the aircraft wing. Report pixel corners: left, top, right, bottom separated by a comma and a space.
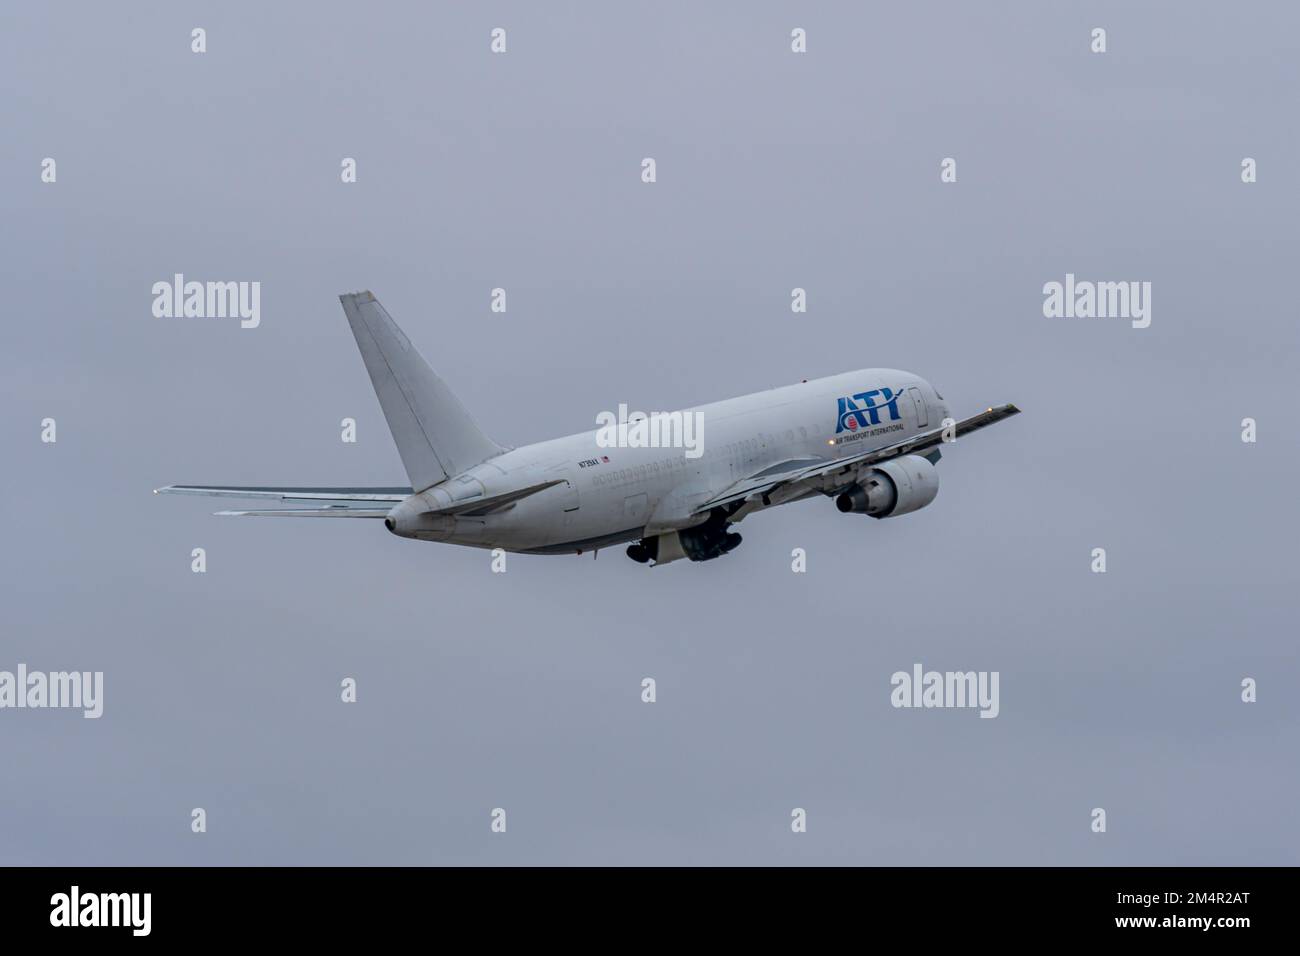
694, 403, 1020, 514
695, 457, 829, 510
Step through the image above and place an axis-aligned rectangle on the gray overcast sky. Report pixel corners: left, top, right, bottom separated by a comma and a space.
2, 1, 1297, 864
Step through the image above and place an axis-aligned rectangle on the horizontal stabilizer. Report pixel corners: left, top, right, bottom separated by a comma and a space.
431, 479, 565, 517
202, 478, 564, 519
214, 507, 391, 518
155, 486, 411, 502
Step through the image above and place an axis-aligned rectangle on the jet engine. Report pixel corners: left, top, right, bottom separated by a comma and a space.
835, 454, 939, 518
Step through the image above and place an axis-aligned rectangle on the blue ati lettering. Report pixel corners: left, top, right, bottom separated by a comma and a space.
836, 388, 902, 433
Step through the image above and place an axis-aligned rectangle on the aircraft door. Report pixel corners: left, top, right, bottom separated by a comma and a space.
907, 386, 929, 428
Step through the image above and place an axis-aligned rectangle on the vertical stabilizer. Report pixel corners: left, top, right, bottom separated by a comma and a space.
339, 292, 502, 492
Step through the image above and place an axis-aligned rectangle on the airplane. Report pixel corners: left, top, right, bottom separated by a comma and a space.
157, 292, 1020, 566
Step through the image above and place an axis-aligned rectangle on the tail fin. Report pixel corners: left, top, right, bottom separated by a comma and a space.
339, 292, 502, 492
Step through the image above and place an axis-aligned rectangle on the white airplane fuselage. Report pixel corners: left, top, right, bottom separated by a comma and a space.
160, 294, 1015, 566
386, 368, 948, 555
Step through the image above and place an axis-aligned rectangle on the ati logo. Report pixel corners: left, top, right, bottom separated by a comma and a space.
836, 388, 902, 433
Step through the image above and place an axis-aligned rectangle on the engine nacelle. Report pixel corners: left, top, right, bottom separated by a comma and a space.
835, 454, 939, 519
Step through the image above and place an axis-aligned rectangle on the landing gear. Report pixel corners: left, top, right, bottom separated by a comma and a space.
625, 508, 744, 564
679, 526, 742, 562
676, 507, 743, 561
